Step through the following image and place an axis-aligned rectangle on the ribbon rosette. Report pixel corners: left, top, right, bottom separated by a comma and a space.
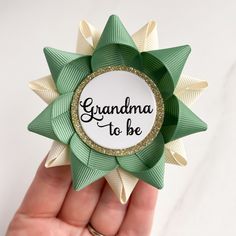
28, 15, 207, 203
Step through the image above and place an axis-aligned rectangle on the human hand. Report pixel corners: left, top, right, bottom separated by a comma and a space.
6, 157, 158, 236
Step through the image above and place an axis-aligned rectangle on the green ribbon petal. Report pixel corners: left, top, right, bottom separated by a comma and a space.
52, 113, 74, 144
44, 47, 81, 83
28, 93, 75, 144
70, 150, 109, 190
129, 157, 165, 189
28, 103, 58, 141
141, 45, 191, 99
51, 92, 73, 118
70, 133, 118, 171
91, 15, 141, 71
57, 56, 92, 94
161, 95, 207, 143
117, 133, 165, 189
51, 93, 75, 144
44, 47, 92, 94
89, 149, 118, 170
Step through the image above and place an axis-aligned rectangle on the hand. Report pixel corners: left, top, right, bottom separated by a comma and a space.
6, 157, 158, 236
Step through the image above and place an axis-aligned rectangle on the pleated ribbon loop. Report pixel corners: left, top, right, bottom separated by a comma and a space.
132, 21, 159, 52
76, 20, 101, 55
28, 75, 59, 104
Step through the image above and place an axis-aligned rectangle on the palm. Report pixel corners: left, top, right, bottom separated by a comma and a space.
8, 215, 97, 235
7, 159, 157, 236
8, 216, 87, 235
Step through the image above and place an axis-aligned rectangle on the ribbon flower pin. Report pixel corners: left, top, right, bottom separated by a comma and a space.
28, 15, 207, 203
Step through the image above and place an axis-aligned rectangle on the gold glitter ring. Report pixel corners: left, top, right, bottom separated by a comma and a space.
71, 66, 164, 157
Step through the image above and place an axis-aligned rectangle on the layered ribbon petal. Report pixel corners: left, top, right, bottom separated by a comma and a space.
164, 75, 208, 165
44, 47, 92, 94
70, 133, 118, 172
142, 45, 191, 100
56, 56, 92, 94
161, 95, 207, 143
44, 47, 81, 84
175, 75, 208, 107
91, 15, 142, 71
164, 139, 187, 166
105, 168, 138, 204
132, 21, 159, 52
70, 150, 109, 190
28, 103, 59, 141
51, 93, 75, 144
46, 141, 70, 167
28, 92, 75, 144
29, 75, 59, 104
117, 133, 165, 189
70, 133, 119, 189
76, 20, 101, 55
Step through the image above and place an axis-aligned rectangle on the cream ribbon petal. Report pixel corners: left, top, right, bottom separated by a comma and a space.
105, 168, 138, 204
29, 75, 59, 104
164, 75, 208, 166
175, 74, 208, 107
132, 21, 159, 52
164, 139, 187, 166
45, 141, 70, 167
76, 20, 101, 55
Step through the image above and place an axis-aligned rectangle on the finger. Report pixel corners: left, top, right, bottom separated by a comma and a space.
18, 157, 71, 217
58, 178, 105, 227
118, 181, 158, 236
90, 183, 128, 236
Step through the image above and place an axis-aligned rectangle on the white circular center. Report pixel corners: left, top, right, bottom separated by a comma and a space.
78, 70, 157, 150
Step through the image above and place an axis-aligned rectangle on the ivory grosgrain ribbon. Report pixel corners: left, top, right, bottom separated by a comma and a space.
28, 15, 207, 204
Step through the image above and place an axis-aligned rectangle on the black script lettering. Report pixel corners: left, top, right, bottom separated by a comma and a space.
126, 118, 142, 136
80, 98, 104, 122
79, 97, 154, 121
143, 105, 153, 114
97, 122, 122, 136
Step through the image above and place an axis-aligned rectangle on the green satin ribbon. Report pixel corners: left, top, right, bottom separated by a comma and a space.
28, 15, 207, 191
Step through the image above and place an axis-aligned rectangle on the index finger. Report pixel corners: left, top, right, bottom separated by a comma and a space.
118, 181, 158, 236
